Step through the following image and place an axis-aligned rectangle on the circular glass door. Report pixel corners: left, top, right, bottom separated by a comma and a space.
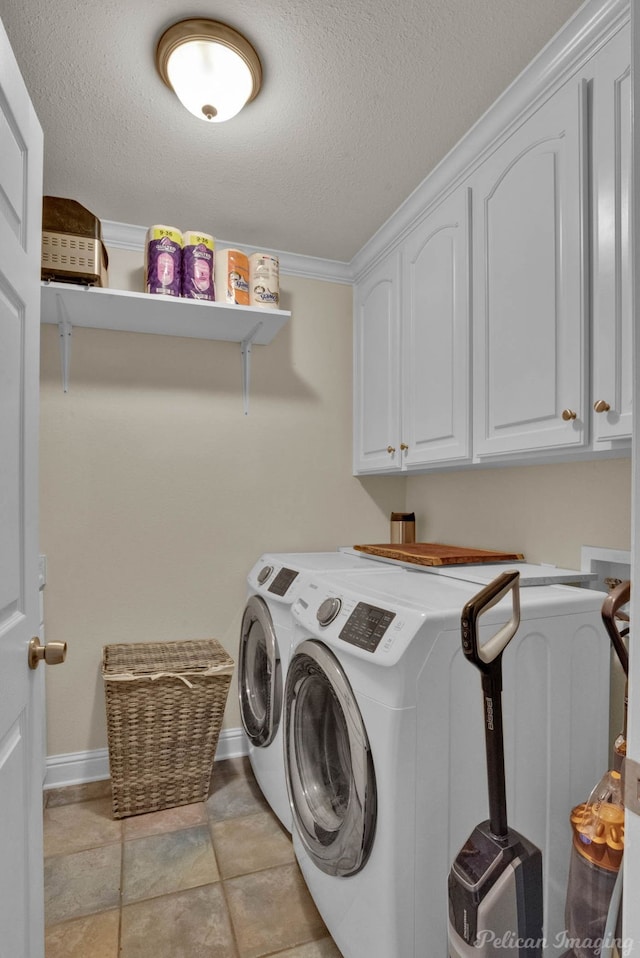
284, 639, 377, 877
238, 595, 282, 747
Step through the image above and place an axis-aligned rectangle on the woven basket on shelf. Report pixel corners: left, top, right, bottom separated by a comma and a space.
102, 638, 234, 819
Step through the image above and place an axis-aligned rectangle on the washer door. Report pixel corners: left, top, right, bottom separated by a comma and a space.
238, 595, 282, 747
285, 639, 377, 877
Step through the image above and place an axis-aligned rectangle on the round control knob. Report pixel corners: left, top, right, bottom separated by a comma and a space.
317, 597, 342, 627
257, 565, 273, 584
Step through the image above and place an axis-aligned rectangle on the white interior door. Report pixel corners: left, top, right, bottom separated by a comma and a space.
627, 2, 640, 954
0, 16, 45, 958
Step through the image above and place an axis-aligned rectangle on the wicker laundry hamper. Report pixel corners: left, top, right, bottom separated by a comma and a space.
102, 639, 234, 819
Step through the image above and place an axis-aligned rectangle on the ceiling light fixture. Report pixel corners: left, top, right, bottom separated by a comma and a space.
155, 18, 262, 123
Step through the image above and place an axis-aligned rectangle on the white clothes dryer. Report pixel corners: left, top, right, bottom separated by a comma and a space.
338, 547, 599, 587
238, 552, 402, 830
284, 569, 610, 958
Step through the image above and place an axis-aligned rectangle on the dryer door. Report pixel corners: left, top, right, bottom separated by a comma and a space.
238, 595, 282, 747
285, 639, 377, 877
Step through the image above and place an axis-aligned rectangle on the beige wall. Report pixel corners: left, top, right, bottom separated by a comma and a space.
40, 247, 632, 759
406, 457, 631, 570
39, 249, 404, 756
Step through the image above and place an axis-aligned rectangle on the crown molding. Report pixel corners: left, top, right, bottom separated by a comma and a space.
350, 0, 630, 281
102, 220, 353, 285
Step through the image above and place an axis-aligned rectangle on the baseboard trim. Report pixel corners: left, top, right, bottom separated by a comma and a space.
43, 728, 248, 790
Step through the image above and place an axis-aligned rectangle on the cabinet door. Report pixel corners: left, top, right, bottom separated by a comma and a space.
401, 187, 472, 467
591, 26, 632, 444
473, 78, 588, 458
353, 250, 402, 473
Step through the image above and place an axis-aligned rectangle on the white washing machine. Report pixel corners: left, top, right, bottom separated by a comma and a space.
238, 552, 402, 830
284, 568, 610, 957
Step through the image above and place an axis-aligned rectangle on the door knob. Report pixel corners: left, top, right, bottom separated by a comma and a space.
593, 399, 611, 413
400, 443, 409, 451
28, 636, 67, 670
386, 445, 396, 454
562, 409, 577, 421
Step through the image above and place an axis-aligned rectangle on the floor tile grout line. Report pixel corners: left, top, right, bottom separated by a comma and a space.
218, 883, 246, 958
118, 833, 124, 957
217, 857, 299, 884
122, 821, 210, 847
218, 881, 331, 958
45, 863, 306, 932
113, 852, 297, 914
43, 836, 124, 861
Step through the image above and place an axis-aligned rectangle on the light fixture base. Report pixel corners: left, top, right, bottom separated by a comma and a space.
156, 18, 262, 113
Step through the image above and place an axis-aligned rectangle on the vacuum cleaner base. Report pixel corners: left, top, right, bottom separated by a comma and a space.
448, 820, 543, 957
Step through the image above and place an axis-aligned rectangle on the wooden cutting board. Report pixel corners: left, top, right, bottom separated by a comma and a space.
353, 542, 525, 567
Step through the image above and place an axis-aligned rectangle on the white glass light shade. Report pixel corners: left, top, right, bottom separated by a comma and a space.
156, 20, 262, 124
167, 41, 253, 122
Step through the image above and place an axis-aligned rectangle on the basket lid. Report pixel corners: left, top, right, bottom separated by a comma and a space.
102, 639, 234, 677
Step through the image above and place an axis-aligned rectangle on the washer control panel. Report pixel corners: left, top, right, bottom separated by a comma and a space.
339, 602, 396, 652
268, 567, 299, 596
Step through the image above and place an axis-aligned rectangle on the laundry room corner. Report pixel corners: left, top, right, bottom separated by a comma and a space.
38, 241, 405, 772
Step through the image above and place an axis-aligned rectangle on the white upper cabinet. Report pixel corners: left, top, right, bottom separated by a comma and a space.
472, 77, 588, 459
353, 249, 402, 473
353, 187, 471, 475
352, 3, 632, 475
591, 25, 632, 444
401, 187, 471, 467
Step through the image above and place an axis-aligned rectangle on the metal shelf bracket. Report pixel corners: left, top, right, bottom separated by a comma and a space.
43, 284, 277, 408
55, 292, 73, 393
240, 321, 264, 415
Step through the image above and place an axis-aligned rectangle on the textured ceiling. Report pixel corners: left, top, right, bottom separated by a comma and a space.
1, 0, 582, 262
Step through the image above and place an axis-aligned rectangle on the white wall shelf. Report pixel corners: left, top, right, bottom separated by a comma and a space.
40, 281, 290, 413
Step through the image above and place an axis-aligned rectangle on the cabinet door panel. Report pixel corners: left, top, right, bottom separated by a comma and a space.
486, 152, 558, 428
592, 26, 632, 443
402, 188, 471, 466
474, 79, 587, 457
353, 252, 401, 473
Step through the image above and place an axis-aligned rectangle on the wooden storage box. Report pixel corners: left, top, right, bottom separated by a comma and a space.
102, 639, 234, 819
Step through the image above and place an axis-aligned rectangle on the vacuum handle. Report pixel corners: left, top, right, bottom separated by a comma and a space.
601, 580, 630, 677
461, 571, 521, 671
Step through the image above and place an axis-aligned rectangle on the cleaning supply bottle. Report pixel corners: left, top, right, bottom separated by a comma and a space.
564, 770, 624, 958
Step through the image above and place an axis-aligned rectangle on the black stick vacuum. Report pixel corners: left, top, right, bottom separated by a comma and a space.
448, 571, 544, 958
601, 579, 630, 771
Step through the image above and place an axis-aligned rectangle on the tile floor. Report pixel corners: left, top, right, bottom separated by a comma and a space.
43, 757, 344, 958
